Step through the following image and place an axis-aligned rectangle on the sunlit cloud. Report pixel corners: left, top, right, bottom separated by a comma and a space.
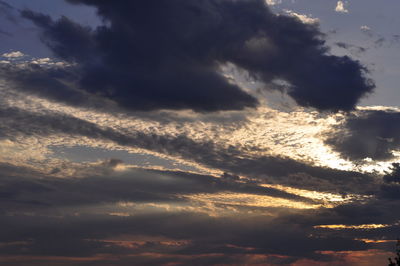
335, 1, 349, 13
283, 10, 320, 25
1, 51, 24, 58
314, 224, 390, 230
185, 192, 323, 210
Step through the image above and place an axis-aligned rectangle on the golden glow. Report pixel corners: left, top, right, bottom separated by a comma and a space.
185, 192, 322, 210
108, 212, 130, 217
93, 239, 190, 249
356, 239, 396, 243
314, 224, 389, 230
260, 184, 367, 207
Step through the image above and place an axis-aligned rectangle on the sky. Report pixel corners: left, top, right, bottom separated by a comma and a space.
0, 0, 400, 265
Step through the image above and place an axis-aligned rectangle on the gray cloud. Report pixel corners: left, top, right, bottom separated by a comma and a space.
326, 110, 400, 161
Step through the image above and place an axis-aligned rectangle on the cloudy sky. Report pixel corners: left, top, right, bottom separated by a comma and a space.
1, 0, 400, 265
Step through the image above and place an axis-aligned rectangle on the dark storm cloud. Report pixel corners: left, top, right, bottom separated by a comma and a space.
0, 62, 249, 124
0, 106, 376, 194
379, 163, 400, 200
0, 63, 98, 108
18, 0, 374, 112
326, 110, 400, 161
382, 163, 400, 184
20, 7, 257, 112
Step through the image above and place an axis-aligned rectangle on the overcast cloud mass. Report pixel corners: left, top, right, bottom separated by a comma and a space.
0, 0, 400, 265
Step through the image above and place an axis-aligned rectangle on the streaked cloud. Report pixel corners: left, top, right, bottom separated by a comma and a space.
314, 224, 390, 230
